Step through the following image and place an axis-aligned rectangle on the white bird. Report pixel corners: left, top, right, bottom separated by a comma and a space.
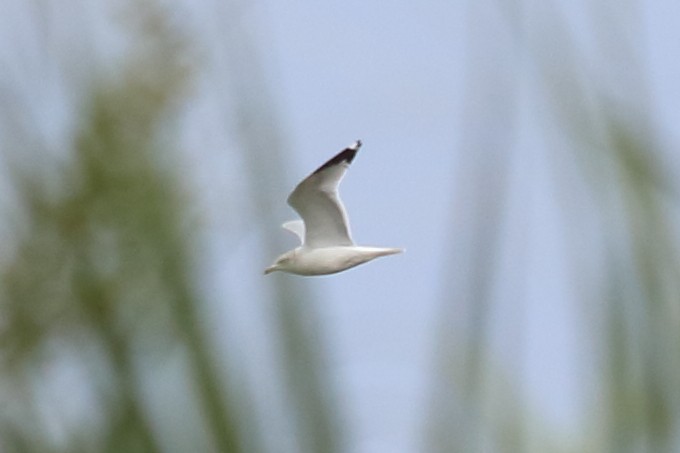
264, 140, 403, 276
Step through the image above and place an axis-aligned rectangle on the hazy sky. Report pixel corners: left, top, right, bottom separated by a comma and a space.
243, 1, 680, 451
2, 0, 679, 452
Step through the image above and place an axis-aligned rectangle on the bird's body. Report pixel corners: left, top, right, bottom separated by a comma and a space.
265, 140, 402, 276
265, 245, 402, 276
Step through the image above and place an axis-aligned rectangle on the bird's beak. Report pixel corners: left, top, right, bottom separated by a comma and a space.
264, 265, 277, 275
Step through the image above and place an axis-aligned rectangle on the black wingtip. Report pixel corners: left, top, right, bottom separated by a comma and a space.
312, 140, 362, 175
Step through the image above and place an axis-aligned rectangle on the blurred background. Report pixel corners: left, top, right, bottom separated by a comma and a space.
1, 0, 679, 452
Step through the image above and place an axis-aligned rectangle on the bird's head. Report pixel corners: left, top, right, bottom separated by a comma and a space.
264, 251, 295, 275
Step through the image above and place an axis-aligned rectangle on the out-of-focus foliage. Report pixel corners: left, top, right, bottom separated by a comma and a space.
3, 4, 234, 453
0, 1, 341, 452
1, 0, 678, 452
0, 4, 247, 452
428, 1, 680, 453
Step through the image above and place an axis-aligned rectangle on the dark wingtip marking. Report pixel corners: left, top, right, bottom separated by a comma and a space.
312, 140, 362, 175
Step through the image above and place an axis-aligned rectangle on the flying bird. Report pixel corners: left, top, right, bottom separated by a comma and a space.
265, 140, 403, 276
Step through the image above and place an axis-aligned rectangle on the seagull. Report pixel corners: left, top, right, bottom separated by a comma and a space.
264, 140, 403, 276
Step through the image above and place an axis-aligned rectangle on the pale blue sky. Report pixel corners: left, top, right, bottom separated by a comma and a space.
243, 1, 680, 451
2, 0, 679, 452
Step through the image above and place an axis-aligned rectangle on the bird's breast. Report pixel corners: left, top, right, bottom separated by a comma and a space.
290, 246, 400, 276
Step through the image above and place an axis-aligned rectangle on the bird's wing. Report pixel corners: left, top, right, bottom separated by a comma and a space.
287, 140, 361, 248
281, 220, 305, 244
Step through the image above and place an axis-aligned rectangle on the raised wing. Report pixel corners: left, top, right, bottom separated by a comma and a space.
287, 140, 361, 248
281, 220, 305, 244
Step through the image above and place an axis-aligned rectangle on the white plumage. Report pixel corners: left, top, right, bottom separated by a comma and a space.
265, 140, 402, 276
